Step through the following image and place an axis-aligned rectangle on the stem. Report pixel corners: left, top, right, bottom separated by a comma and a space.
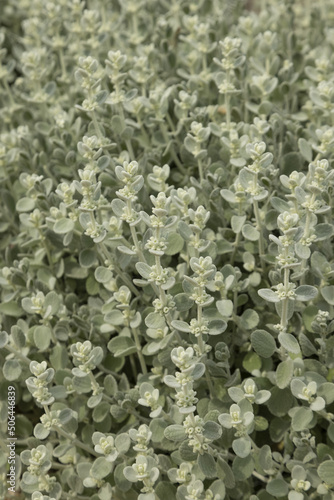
118, 105, 135, 160
132, 328, 147, 374
91, 110, 103, 139
280, 267, 290, 333
198, 158, 204, 183
52, 425, 99, 457
253, 200, 265, 270
38, 228, 53, 270
5, 345, 31, 364
98, 242, 140, 297
300, 205, 313, 284
230, 231, 241, 265
130, 354, 138, 379
43, 405, 99, 456
159, 122, 185, 172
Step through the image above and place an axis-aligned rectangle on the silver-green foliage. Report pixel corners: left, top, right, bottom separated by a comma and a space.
1, 0, 334, 499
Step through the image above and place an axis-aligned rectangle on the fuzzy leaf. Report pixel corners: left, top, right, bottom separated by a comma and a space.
164, 425, 186, 441
54, 218, 75, 234
298, 138, 312, 162
295, 285, 318, 301
136, 262, 151, 279
276, 359, 294, 389
318, 460, 334, 487
278, 333, 300, 354
231, 215, 246, 234
291, 407, 313, 431
232, 437, 251, 458
321, 286, 334, 305
242, 224, 260, 241
165, 233, 184, 255
107, 337, 137, 357
174, 293, 194, 311
258, 288, 280, 303
266, 478, 289, 497
171, 320, 190, 332
251, 330, 276, 358
203, 421, 222, 441
198, 453, 217, 478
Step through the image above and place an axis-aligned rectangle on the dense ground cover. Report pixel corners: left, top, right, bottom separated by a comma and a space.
1, 0, 334, 499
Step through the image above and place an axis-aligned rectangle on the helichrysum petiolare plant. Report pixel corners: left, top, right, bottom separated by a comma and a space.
1, 0, 334, 499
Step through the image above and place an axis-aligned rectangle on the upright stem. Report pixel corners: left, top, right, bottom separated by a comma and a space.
43, 405, 99, 457
132, 328, 147, 374
253, 198, 266, 274
280, 267, 290, 332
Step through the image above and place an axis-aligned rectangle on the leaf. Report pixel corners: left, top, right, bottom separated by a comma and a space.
105, 310, 124, 326
242, 224, 260, 241
291, 407, 313, 431
155, 482, 177, 500
232, 437, 251, 458
208, 319, 227, 335
216, 299, 233, 317
170, 320, 190, 332
115, 433, 131, 453
3, 359, 22, 381
240, 310, 259, 330
295, 242, 311, 260
34, 423, 50, 440
111, 198, 126, 216
231, 215, 246, 234
295, 285, 318, 301
315, 223, 334, 241
79, 249, 98, 268
321, 286, 334, 305
150, 419, 168, 442
164, 233, 184, 255
114, 464, 132, 492
198, 453, 217, 478
278, 333, 300, 354
107, 337, 137, 357
95, 266, 113, 283
232, 455, 255, 481
318, 461, 334, 487
276, 359, 294, 389
192, 363, 206, 380
146, 313, 166, 329
209, 480, 226, 500
267, 387, 294, 417
44, 291, 60, 316
318, 383, 334, 405
179, 440, 198, 461
135, 262, 151, 279
0, 301, 23, 317
0, 331, 8, 347
53, 218, 75, 234
266, 478, 289, 497
16, 197, 35, 212
251, 330, 276, 358
258, 288, 280, 303
203, 421, 222, 441
164, 425, 186, 441
243, 352, 262, 373
298, 138, 312, 162
217, 458, 235, 488
118, 245, 136, 255
90, 457, 113, 479
259, 445, 273, 471
270, 196, 291, 213
173, 293, 194, 311
34, 325, 51, 351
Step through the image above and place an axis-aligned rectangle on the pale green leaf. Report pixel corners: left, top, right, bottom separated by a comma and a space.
251, 330, 276, 358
